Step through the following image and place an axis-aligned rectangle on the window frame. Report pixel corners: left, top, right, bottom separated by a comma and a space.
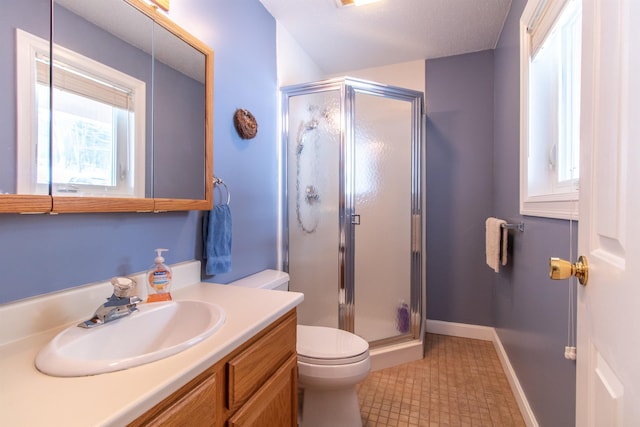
519, 0, 581, 220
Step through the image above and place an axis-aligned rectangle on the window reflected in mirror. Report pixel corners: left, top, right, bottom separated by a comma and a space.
17, 29, 146, 197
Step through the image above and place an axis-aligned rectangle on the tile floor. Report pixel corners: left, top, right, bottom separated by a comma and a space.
357, 333, 526, 427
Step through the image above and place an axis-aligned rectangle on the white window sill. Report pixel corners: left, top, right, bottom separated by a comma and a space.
520, 193, 579, 220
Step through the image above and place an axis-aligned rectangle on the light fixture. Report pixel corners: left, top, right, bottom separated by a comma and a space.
335, 0, 382, 7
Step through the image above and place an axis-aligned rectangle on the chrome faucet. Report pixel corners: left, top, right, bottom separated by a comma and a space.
78, 277, 142, 328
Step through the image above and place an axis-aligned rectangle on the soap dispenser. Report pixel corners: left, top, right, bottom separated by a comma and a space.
147, 248, 173, 302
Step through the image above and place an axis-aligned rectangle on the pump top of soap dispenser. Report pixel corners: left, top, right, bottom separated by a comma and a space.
154, 248, 168, 264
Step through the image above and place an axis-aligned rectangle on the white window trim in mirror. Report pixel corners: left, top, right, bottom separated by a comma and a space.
16, 28, 146, 198
519, 0, 581, 220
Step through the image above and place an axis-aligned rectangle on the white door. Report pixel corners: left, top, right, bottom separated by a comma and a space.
576, 0, 640, 425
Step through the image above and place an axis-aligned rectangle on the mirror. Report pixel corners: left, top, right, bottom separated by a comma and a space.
152, 20, 207, 202
1, 0, 212, 213
0, 0, 52, 212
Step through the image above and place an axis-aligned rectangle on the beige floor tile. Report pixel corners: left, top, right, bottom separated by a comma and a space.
358, 333, 526, 427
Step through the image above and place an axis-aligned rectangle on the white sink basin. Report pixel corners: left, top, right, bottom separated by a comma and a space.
35, 300, 225, 377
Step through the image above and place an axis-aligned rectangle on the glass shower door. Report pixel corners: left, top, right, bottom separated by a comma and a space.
286, 88, 342, 328
350, 90, 414, 344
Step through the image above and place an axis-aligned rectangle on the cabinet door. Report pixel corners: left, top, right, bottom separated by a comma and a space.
131, 371, 216, 427
228, 354, 298, 427
227, 312, 296, 409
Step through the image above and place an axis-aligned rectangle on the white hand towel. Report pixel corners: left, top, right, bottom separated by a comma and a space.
486, 217, 506, 272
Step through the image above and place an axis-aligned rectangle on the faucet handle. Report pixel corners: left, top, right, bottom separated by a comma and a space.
111, 277, 137, 298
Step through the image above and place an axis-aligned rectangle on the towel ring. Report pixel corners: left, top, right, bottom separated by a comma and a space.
213, 177, 231, 205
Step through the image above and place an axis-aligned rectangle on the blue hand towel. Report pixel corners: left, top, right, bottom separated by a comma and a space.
203, 204, 232, 275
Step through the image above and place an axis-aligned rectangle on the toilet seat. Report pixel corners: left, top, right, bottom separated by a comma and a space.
297, 325, 369, 366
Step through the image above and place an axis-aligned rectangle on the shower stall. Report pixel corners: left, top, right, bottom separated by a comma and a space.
281, 77, 424, 368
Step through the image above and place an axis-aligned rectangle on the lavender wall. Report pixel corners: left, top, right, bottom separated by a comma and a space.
425, 50, 495, 326
493, 1, 577, 425
0, 0, 278, 304
426, 2, 577, 424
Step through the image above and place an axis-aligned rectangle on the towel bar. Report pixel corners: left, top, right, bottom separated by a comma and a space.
213, 176, 231, 205
501, 222, 524, 232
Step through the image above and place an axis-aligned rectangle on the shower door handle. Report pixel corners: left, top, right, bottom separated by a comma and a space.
351, 214, 361, 225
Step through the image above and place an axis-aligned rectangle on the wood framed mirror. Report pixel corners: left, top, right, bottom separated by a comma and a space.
1, 0, 212, 213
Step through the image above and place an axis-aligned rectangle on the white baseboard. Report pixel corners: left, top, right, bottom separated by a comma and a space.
426, 319, 495, 341
426, 319, 539, 427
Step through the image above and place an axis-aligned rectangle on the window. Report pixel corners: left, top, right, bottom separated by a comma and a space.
520, 0, 582, 219
16, 29, 146, 197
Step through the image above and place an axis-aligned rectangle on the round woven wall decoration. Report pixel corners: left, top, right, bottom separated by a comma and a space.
233, 109, 258, 139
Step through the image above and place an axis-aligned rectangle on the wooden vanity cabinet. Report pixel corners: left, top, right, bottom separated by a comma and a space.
131, 309, 298, 427
129, 366, 218, 426
228, 354, 297, 426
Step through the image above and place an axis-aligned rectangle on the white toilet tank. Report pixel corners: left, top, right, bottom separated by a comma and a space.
228, 269, 289, 291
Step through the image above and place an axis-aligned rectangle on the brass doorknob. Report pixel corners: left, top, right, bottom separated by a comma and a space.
549, 256, 589, 286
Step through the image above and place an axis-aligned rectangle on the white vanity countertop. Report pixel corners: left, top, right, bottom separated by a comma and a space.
0, 278, 303, 426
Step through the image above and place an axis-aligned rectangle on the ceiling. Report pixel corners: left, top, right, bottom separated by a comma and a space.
258, 0, 512, 75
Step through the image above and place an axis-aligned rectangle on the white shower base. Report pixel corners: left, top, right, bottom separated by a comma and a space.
369, 338, 424, 372
354, 313, 424, 371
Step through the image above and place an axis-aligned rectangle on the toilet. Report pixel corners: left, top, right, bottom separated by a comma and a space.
229, 270, 371, 427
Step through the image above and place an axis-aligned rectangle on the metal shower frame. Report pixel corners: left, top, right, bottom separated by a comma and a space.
280, 77, 425, 344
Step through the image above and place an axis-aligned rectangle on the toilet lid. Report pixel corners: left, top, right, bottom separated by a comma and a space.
297, 325, 369, 365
